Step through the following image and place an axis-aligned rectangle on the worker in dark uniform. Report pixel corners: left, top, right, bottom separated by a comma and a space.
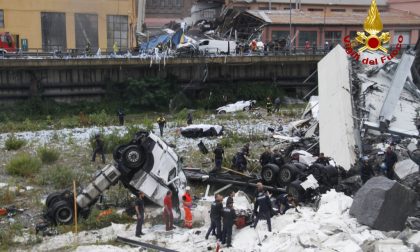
187, 112, 193, 125
234, 149, 247, 172
315, 152, 329, 166
384, 147, 398, 180
135, 191, 146, 237
274, 97, 281, 113
85, 42, 91, 56
360, 156, 375, 184
243, 143, 250, 157
266, 97, 273, 114
205, 194, 223, 240
259, 147, 272, 166
213, 144, 224, 172
156, 114, 166, 137
117, 109, 125, 126
276, 193, 298, 215
251, 182, 272, 232
91, 133, 105, 164
226, 190, 235, 206
221, 201, 236, 247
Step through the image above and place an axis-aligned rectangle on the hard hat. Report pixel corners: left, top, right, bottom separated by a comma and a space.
186, 186, 191, 191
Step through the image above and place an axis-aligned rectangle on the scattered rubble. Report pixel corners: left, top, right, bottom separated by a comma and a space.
350, 176, 417, 231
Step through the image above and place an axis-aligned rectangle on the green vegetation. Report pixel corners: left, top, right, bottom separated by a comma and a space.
38, 165, 76, 189
5, 153, 42, 177
4, 134, 26, 150
37, 146, 60, 164
89, 125, 143, 154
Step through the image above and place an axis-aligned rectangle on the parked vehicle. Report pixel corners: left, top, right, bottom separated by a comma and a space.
216, 100, 256, 114
198, 39, 236, 55
0, 32, 16, 54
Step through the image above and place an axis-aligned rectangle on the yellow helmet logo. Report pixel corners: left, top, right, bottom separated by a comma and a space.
356, 0, 390, 53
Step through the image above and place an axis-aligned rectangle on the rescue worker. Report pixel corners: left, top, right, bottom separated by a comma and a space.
156, 114, 166, 137
251, 182, 272, 232
135, 191, 146, 237
85, 42, 91, 56
183, 186, 193, 228
163, 190, 175, 231
274, 97, 281, 113
266, 97, 273, 114
113, 42, 119, 55
213, 143, 224, 172
259, 147, 272, 166
360, 156, 375, 184
271, 149, 283, 164
205, 194, 223, 240
324, 41, 329, 54
276, 193, 298, 215
243, 143, 250, 157
305, 40, 310, 54
234, 149, 247, 172
315, 152, 329, 166
187, 112, 193, 125
91, 133, 105, 164
221, 201, 236, 247
226, 190, 235, 206
117, 109, 125, 126
384, 146, 398, 180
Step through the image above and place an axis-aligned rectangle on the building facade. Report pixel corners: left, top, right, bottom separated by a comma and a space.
0, 0, 137, 52
228, 0, 420, 48
388, 0, 420, 16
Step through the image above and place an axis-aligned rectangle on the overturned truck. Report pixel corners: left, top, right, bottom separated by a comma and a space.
45, 131, 187, 224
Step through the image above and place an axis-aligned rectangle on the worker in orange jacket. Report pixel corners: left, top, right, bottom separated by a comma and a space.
183, 186, 193, 228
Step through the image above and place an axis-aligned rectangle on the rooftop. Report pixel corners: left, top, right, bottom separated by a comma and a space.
248, 9, 420, 25
233, 0, 387, 6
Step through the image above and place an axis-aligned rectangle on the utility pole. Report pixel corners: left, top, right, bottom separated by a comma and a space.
269, 0, 272, 11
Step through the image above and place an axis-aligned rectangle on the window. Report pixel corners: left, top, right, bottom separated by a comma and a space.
0, 10, 4, 28
393, 31, 410, 45
107, 15, 128, 51
199, 40, 209, 46
298, 31, 317, 47
331, 9, 345, 12
41, 12, 67, 52
308, 8, 323, 12
353, 9, 367, 13
272, 31, 289, 41
75, 14, 98, 50
325, 31, 342, 45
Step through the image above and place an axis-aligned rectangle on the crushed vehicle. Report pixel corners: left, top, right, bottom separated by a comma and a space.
44, 131, 187, 224
198, 39, 236, 55
180, 124, 223, 138
216, 100, 256, 114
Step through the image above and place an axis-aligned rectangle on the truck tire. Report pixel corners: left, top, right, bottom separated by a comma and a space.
52, 201, 73, 225
278, 164, 299, 185
113, 144, 127, 162
46, 192, 62, 208
261, 164, 280, 185
122, 145, 145, 169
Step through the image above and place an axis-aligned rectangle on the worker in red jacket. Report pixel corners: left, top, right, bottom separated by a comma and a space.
163, 190, 175, 231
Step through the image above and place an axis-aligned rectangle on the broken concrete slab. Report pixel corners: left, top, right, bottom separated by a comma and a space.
373, 238, 412, 252
407, 232, 420, 251
318, 45, 357, 171
394, 159, 419, 180
350, 176, 417, 231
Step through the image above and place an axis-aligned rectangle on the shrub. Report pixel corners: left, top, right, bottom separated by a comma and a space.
90, 109, 111, 126
5, 153, 41, 177
4, 134, 26, 150
38, 165, 76, 189
142, 118, 154, 131
37, 146, 60, 164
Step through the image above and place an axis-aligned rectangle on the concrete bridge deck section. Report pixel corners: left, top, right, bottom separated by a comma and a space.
0, 55, 323, 102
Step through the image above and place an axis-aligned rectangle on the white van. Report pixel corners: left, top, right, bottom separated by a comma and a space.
198, 39, 236, 55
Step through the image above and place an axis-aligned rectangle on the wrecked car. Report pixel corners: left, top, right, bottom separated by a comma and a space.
180, 124, 223, 138
216, 100, 256, 114
45, 131, 188, 224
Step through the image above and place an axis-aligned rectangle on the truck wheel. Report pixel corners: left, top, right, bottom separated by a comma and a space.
278, 164, 298, 185
52, 201, 73, 224
46, 192, 62, 208
122, 145, 145, 169
261, 164, 280, 185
